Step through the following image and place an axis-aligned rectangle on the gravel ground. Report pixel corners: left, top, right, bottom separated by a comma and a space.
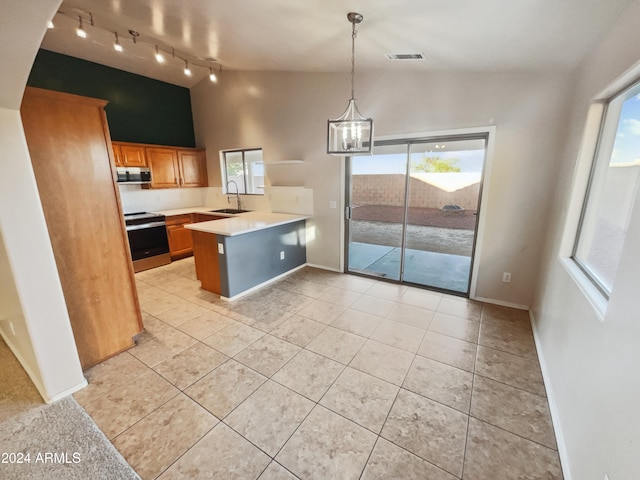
350, 220, 475, 256
349, 206, 476, 256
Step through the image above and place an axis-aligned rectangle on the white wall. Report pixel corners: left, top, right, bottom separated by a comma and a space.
191, 69, 572, 306
532, 1, 640, 479
0, 0, 86, 402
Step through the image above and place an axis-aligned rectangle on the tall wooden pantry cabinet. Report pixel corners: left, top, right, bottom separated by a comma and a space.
20, 87, 143, 369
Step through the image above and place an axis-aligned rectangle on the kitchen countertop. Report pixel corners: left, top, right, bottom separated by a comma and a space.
153, 206, 233, 217
184, 210, 309, 237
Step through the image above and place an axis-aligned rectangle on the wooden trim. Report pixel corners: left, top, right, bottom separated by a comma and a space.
111, 140, 203, 152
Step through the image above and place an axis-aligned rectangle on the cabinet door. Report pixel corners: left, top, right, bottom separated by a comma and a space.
121, 144, 147, 167
112, 143, 123, 167
147, 147, 180, 188
167, 224, 193, 258
21, 87, 143, 369
178, 150, 208, 187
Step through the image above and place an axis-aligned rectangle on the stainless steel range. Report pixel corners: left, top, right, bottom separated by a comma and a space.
124, 212, 171, 272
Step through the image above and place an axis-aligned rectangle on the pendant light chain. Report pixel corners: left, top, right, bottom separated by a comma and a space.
351, 20, 357, 101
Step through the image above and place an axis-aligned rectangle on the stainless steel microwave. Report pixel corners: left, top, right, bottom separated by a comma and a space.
116, 167, 151, 184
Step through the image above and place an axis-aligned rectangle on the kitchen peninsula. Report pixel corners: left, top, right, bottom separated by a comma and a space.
185, 211, 308, 299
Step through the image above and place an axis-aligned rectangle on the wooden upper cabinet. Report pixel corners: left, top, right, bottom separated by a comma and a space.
112, 143, 123, 166
112, 142, 147, 167
178, 150, 208, 187
147, 147, 180, 188
120, 144, 147, 167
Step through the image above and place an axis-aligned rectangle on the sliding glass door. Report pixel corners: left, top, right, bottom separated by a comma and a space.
346, 134, 487, 295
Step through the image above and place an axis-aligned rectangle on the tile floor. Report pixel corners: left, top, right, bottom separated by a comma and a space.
73, 258, 563, 479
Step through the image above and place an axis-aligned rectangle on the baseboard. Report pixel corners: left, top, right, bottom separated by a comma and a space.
529, 310, 573, 480
0, 331, 87, 404
305, 263, 342, 273
471, 295, 529, 310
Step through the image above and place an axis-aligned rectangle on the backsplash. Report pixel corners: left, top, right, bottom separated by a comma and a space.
118, 185, 209, 213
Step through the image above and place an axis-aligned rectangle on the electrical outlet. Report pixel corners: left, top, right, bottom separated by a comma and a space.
280, 251, 285, 260
218, 243, 224, 254
502, 272, 512, 283
329, 200, 337, 209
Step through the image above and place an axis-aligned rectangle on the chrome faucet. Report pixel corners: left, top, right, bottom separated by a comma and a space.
226, 180, 242, 211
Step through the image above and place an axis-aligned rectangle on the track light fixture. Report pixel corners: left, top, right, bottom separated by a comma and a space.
113, 32, 123, 52
76, 16, 87, 38
52, 9, 220, 84
154, 45, 165, 63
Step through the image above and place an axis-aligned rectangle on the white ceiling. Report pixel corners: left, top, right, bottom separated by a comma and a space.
40, 0, 635, 88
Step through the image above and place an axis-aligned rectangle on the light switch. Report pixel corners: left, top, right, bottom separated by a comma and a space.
329, 200, 337, 209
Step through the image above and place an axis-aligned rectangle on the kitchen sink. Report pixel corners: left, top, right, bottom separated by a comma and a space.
209, 208, 252, 214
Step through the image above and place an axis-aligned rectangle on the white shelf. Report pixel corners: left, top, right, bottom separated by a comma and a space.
264, 160, 303, 165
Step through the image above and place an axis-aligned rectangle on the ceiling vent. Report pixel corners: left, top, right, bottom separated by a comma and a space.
385, 53, 425, 61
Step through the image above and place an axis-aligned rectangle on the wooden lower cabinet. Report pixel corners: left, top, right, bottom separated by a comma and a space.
21, 87, 143, 369
166, 213, 226, 259
166, 214, 193, 259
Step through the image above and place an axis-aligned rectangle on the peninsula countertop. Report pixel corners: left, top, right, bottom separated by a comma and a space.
184, 211, 309, 237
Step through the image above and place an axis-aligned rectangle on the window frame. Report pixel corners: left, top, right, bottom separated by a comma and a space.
221, 148, 264, 195
571, 78, 640, 299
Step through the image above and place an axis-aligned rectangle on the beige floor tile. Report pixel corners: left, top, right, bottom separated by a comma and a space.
270, 315, 327, 347
297, 299, 347, 324
114, 394, 217, 479
331, 308, 384, 337
73, 352, 148, 406
140, 293, 191, 317
403, 356, 473, 413
381, 389, 468, 478
258, 462, 298, 480
184, 359, 267, 418
437, 297, 482, 321
156, 302, 210, 327
471, 375, 557, 448
326, 274, 377, 293
276, 405, 377, 480
478, 321, 538, 358
351, 295, 396, 317
202, 322, 265, 356
272, 350, 345, 401
361, 438, 457, 480
265, 290, 315, 313
320, 367, 399, 433
176, 311, 235, 340
429, 312, 480, 343
385, 303, 434, 329
224, 380, 314, 456
366, 282, 408, 301
370, 319, 427, 353
475, 346, 546, 396
400, 288, 442, 311
316, 285, 363, 307
481, 303, 531, 327
153, 342, 228, 390
82, 370, 179, 439
463, 418, 563, 480
278, 278, 330, 298
418, 331, 477, 372
157, 422, 269, 480
306, 326, 367, 364
241, 304, 295, 333
349, 340, 414, 386
234, 335, 301, 377
129, 320, 198, 368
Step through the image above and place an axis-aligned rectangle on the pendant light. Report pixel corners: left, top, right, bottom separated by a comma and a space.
327, 12, 373, 156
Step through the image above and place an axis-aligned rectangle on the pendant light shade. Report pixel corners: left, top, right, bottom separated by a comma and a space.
327, 12, 373, 156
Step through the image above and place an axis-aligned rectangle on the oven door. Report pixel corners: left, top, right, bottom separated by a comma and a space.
125, 221, 170, 272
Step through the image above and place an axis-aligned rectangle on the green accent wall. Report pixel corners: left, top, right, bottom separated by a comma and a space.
27, 49, 195, 147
